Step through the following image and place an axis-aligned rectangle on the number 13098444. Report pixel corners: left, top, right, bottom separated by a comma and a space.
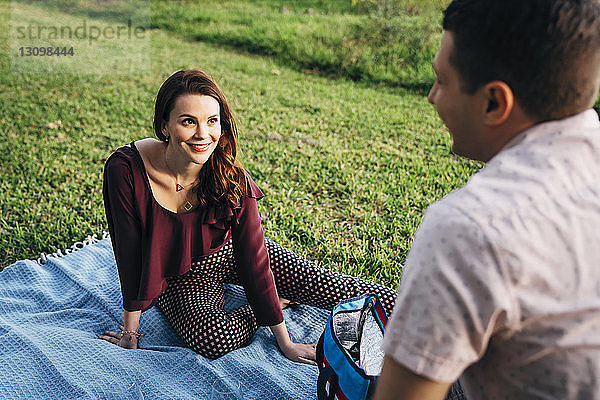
18, 46, 74, 56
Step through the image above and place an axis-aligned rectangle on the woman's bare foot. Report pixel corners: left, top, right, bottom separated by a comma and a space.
279, 297, 300, 309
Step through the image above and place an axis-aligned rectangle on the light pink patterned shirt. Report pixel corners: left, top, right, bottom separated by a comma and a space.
383, 109, 600, 399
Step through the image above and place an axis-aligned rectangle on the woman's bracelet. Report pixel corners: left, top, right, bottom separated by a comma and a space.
120, 329, 143, 340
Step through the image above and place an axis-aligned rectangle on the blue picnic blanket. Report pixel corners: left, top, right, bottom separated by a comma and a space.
0, 236, 329, 399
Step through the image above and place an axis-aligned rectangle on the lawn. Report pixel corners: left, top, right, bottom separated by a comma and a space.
2, 1, 596, 289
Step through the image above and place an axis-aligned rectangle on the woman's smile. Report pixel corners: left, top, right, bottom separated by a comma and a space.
188, 142, 213, 153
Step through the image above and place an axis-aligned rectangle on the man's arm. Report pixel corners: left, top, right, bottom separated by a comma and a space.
374, 356, 452, 400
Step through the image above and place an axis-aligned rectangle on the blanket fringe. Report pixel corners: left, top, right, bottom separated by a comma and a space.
37, 232, 111, 265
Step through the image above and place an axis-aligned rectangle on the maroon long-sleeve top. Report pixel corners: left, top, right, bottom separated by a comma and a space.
102, 143, 283, 326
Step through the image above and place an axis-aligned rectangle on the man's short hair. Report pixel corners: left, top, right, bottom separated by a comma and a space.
443, 0, 600, 121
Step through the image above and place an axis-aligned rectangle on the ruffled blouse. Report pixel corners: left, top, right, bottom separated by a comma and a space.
102, 142, 283, 326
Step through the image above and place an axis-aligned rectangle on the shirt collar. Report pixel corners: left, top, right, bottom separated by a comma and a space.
501, 108, 600, 153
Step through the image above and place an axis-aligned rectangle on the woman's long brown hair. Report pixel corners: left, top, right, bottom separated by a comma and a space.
153, 69, 247, 210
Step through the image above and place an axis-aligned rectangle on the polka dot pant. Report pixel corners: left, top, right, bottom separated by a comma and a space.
156, 238, 396, 359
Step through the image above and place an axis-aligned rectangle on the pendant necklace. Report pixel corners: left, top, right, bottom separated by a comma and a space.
164, 150, 197, 212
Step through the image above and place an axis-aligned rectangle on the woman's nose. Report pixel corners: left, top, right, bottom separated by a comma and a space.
195, 124, 210, 138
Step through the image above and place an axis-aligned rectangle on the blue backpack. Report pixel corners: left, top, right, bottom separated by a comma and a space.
316, 293, 388, 400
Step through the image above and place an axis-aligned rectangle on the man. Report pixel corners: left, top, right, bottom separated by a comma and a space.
375, 1, 600, 399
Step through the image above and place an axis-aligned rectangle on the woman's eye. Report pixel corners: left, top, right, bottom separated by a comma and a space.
208, 118, 219, 125
182, 118, 196, 126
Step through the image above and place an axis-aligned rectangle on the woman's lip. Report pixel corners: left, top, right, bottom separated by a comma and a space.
188, 143, 212, 152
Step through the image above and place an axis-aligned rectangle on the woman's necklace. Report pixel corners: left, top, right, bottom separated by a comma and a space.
164, 150, 197, 212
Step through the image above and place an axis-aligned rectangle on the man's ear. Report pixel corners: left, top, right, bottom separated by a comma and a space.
482, 81, 514, 126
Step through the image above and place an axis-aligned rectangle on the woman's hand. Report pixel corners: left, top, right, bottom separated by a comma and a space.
279, 341, 317, 365
98, 325, 138, 349
270, 321, 316, 365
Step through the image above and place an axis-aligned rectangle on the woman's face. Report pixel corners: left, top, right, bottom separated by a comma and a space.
163, 94, 222, 166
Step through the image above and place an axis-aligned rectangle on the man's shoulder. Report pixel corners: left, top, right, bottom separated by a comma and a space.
416, 198, 487, 251
427, 175, 502, 228
449, 119, 600, 220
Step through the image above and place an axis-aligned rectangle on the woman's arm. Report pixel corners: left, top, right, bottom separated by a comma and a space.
99, 153, 145, 348
99, 310, 142, 349
124, 310, 141, 332
231, 191, 283, 326
102, 154, 147, 311
232, 176, 316, 364
270, 321, 317, 365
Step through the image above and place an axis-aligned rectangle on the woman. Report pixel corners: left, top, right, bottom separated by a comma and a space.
98, 69, 396, 363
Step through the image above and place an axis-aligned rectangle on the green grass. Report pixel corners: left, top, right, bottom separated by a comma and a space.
17, 0, 446, 91
12, 0, 599, 106
2, 1, 597, 288
149, 0, 443, 91
0, 1, 480, 288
